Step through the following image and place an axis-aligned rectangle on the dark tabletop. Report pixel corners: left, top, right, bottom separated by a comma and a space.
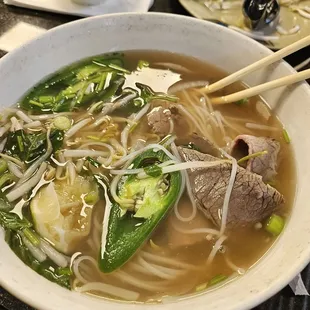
0, 0, 309, 309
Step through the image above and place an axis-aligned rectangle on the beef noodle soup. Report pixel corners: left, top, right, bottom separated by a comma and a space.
0, 51, 295, 303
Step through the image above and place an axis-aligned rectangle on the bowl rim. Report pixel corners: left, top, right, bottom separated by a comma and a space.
0, 11, 309, 310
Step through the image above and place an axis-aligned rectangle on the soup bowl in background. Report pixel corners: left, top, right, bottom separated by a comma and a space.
0, 12, 309, 310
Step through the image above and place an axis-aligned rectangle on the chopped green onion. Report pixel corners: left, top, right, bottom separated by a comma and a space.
265, 214, 285, 236
92, 60, 107, 68
150, 239, 161, 250
86, 157, 101, 168
0, 172, 15, 188
108, 63, 130, 74
209, 274, 227, 286
84, 191, 99, 205
235, 98, 249, 106
283, 129, 291, 144
23, 228, 40, 247
96, 73, 107, 92
57, 267, 73, 276
196, 283, 208, 292
38, 96, 54, 104
144, 165, 163, 178
53, 116, 71, 131
17, 136, 24, 152
0, 159, 8, 175
29, 100, 44, 108
137, 60, 150, 70
237, 150, 268, 164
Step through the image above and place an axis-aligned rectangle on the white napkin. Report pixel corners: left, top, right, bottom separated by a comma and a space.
3, 0, 154, 17
290, 274, 309, 296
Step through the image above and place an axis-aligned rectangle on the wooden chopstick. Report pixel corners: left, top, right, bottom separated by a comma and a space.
211, 69, 310, 104
204, 35, 310, 94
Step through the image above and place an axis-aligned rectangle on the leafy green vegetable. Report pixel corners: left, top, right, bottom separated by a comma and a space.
143, 164, 163, 178
19, 54, 127, 113
0, 210, 31, 231
3, 129, 64, 164
0, 159, 8, 174
5, 230, 71, 289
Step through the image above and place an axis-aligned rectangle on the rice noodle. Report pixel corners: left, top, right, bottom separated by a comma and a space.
6, 162, 47, 202
7, 161, 23, 178
10, 116, 23, 131
112, 270, 167, 292
245, 123, 280, 131
137, 256, 180, 280
141, 251, 197, 270
172, 224, 220, 237
63, 150, 109, 158
206, 235, 228, 265
40, 239, 68, 267
75, 282, 140, 301
65, 118, 92, 139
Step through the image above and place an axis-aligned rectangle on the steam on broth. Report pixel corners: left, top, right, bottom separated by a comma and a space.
0, 51, 295, 303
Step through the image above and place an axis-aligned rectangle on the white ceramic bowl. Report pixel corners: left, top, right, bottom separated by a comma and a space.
0, 12, 309, 310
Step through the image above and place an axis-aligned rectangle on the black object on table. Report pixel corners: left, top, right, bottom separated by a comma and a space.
0, 0, 309, 309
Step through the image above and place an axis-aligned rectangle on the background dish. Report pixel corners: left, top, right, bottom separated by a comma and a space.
179, 0, 310, 50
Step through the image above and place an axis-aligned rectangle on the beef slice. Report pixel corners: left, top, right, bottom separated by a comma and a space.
231, 135, 280, 182
178, 147, 284, 228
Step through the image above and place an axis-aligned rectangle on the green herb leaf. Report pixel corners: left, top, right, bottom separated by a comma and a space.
3, 129, 64, 164
86, 157, 101, 168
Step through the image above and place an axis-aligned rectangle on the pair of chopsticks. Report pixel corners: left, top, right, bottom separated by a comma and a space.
206, 35, 310, 104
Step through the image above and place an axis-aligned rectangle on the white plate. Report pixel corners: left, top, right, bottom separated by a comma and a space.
4, 0, 154, 17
